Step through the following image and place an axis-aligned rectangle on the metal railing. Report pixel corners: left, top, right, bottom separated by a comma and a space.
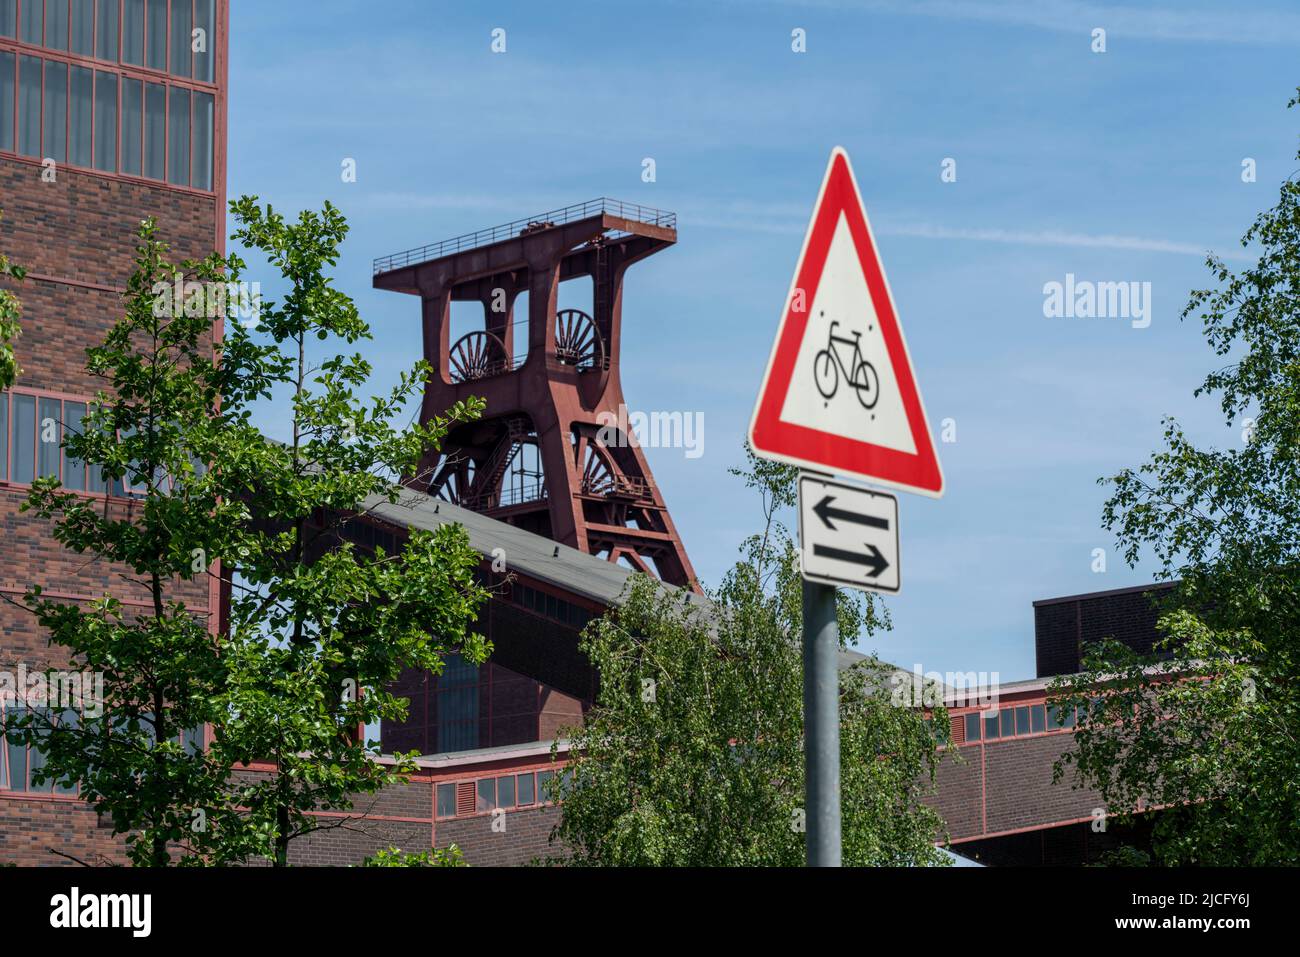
373, 198, 677, 275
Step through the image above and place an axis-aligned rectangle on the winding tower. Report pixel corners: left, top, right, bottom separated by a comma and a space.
373, 198, 698, 589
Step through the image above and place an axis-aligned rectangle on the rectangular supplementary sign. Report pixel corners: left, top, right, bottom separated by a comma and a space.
798, 473, 900, 594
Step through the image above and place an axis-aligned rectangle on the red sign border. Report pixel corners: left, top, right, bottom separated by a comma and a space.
748, 147, 944, 498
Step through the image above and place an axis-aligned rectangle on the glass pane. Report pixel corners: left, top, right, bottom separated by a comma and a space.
62, 400, 85, 490
1016, 705, 1031, 735
95, 0, 117, 60
1031, 705, 1046, 734
46, 0, 69, 49
181, 725, 202, 754
70, 0, 93, 54
28, 708, 52, 793
53, 710, 78, 794
0, 0, 13, 38
37, 396, 60, 478
86, 419, 106, 493
436, 782, 455, 818
496, 774, 515, 808
166, 83, 186, 185
93, 69, 114, 170
1000, 707, 1016, 738
191, 89, 211, 190
476, 777, 494, 812
167, 0, 188, 76
964, 712, 981, 742
120, 75, 140, 174
5, 707, 28, 789
69, 63, 90, 166
121, 0, 142, 64
517, 772, 534, 805
983, 712, 998, 740
42, 60, 66, 163
193, 0, 212, 82
11, 393, 35, 483
145, 0, 164, 70
0, 51, 13, 153
18, 0, 39, 45
143, 79, 162, 178
537, 769, 554, 801
17, 54, 39, 157
0, 392, 7, 481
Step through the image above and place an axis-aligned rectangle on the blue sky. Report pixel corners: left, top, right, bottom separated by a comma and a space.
227, 0, 1299, 680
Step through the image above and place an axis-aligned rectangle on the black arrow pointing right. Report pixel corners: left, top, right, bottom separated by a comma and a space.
812, 542, 890, 578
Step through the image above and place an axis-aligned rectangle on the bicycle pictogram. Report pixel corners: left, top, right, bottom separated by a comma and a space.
813, 320, 880, 410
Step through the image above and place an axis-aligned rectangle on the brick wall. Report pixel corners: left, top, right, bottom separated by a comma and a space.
1034, 583, 1176, 678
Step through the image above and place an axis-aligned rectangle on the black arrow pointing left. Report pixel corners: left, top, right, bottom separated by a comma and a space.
813, 495, 890, 533
812, 542, 889, 578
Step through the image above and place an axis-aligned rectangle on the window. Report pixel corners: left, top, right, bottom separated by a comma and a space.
0, 0, 14, 38
3, 706, 30, 790
0, 51, 13, 153
1031, 703, 1046, 734
963, 712, 981, 742
2, 391, 108, 492
1015, 705, 1031, 736
143, 78, 162, 177
70, 0, 93, 55
46, 0, 69, 50
166, 82, 186, 184
436, 782, 455, 819
19, 0, 40, 45
475, 777, 495, 813
517, 771, 535, 806
496, 774, 515, 809
538, 769, 555, 802
435, 653, 479, 753
120, 73, 139, 172
95, 0, 118, 61
193, 0, 212, 81
121, 0, 143, 64
999, 707, 1015, 738
145, 0, 164, 71
191, 87, 210, 188
167, 0, 188, 76
982, 711, 998, 741
17, 53, 39, 156
93, 69, 115, 170
43, 59, 67, 162
10, 392, 35, 483
68, 62, 90, 164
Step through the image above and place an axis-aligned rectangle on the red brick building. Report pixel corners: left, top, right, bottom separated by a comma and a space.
0, 0, 228, 865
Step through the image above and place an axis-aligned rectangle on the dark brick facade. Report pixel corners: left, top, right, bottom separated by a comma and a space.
1034, 582, 1176, 677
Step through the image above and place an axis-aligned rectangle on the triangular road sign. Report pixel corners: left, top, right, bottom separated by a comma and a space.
749, 147, 944, 498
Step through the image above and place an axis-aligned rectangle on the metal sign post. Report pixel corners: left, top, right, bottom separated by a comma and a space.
803, 577, 841, 866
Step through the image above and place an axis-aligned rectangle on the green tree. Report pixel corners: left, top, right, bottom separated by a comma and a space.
549, 447, 950, 866
0, 215, 24, 389
15, 202, 490, 866
15, 220, 244, 866
1051, 88, 1300, 866
199, 198, 491, 866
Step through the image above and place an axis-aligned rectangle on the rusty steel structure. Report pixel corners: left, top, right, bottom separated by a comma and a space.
373, 198, 698, 589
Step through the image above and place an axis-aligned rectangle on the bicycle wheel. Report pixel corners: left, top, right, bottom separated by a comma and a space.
814, 350, 839, 399
853, 360, 880, 409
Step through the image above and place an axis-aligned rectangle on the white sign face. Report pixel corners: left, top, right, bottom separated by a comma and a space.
798, 474, 900, 595
777, 215, 917, 456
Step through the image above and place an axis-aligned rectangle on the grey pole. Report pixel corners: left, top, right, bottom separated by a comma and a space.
803, 578, 841, 866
